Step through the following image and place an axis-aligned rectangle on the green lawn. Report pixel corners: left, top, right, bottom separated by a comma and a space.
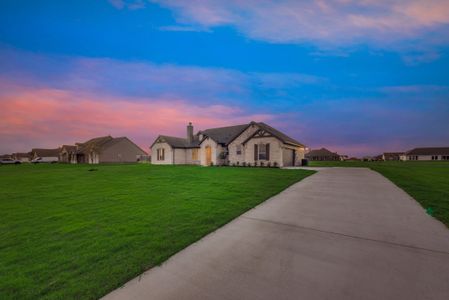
310, 160, 449, 227
0, 164, 313, 300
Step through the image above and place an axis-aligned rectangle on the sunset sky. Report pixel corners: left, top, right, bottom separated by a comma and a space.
1, 0, 449, 156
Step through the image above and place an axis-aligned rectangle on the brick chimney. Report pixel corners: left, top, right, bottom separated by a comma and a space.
187, 122, 194, 143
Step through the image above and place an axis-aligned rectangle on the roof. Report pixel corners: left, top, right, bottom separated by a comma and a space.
406, 147, 449, 156
256, 122, 305, 147
200, 124, 249, 145
77, 136, 147, 154
152, 135, 200, 149
305, 148, 340, 157
76, 136, 114, 153
31, 148, 60, 157
61, 145, 77, 151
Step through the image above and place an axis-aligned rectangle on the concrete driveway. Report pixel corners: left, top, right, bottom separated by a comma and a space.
102, 168, 449, 300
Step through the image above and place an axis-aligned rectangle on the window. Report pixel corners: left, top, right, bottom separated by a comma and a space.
157, 148, 165, 161
432, 155, 439, 160
442, 156, 449, 160
236, 145, 242, 155
254, 143, 270, 160
192, 148, 199, 160
258, 144, 267, 160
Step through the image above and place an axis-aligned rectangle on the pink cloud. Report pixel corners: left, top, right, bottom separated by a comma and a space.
0, 85, 274, 154
152, 0, 449, 48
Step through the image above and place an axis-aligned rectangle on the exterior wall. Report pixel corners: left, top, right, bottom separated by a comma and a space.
151, 142, 173, 165
186, 148, 201, 165
200, 138, 219, 166
173, 148, 187, 165
228, 124, 259, 165
406, 155, 443, 161
100, 138, 146, 163
244, 137, 283, 166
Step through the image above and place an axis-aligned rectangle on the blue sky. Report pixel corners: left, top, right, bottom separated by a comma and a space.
1, 0, 448, 156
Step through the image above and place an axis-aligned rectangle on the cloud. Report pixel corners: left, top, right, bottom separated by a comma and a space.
0, 85, 274, 154
150, 0, 449, 51
0, 48, 322, 105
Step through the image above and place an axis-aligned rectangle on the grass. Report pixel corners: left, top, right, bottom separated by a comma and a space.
0, 163, 313, 299
310, 160, 449, 227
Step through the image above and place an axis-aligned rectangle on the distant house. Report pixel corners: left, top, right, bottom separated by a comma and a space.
12, 153, 30, 162
0, 154, 12, 160
405, 147, 449, 161
30, 148, 60, 161
151, 121, 306, 167
63, 136, 147, 164
305, 148, 341, 161
59, 145, 78, 163
382, 152, 405, 161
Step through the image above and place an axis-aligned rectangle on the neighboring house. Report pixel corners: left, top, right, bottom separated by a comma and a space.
405, 147, 449, 161
382, 152, 405, 161
69, 136, 147, 164
305, 148, 341, 161
12, 152, 30, 162
30, 148, 60, 161
0, 154, 12, 160
59, 145, 78, 163
151, 121, 306, 167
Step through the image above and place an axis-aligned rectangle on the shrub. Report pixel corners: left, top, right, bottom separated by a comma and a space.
236, 161, 240, 166
267, 162, 271, 167
242, 162, 246, 167
273, 161, 278, 168
260, 161, 264, 167
254, 161, 258, 167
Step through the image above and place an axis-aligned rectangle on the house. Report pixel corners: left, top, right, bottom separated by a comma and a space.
305, 148, 341, 161
405, 147, 449, 161
59, 145, 78, 163
67, 136, 147, 164
0, 154, 12, 160
382, 152, 405, 161
12, 153, 30, 162
30, 148, 60, 161
151, 121, 306, 167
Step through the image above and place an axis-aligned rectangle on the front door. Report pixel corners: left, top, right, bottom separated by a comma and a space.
205, 146, 212, 166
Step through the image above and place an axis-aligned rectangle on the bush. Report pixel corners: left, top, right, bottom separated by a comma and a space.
242, 162, 246, 167
273, 161, 278, 168
260, 161, 264, 167
254, 161, 258, 167
236, 161, 240, 166
267, 162, 271, 167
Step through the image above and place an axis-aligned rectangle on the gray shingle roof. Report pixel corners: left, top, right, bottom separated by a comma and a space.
31, 148, 60, 157
153, 135, 200, 149
406, 147, 449, 156
257, 122, 305, 147
200, 124, 249, 145
76, 136, 147, 154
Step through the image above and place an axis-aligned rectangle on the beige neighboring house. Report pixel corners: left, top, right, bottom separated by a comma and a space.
30, 148, 60, 161
382, 152, 405, 161
405, 147, 449, 161
12, 152, 30, 162
151, 121, 306, 167
61, 136, 147, 164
